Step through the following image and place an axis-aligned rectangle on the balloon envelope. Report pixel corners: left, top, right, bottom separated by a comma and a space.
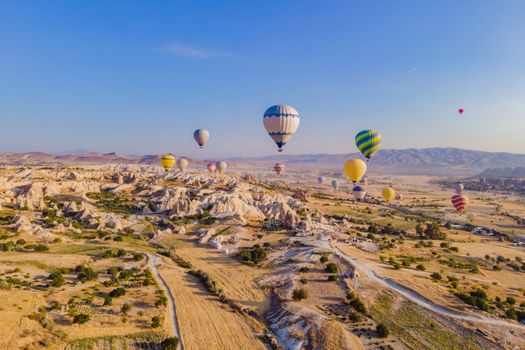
395, 194, 403, 201
274, 163, 285, 175
176, 158, 188, 172
360, 175, 368, 186
216, 160, 227, 174
207, 162, 216, 173
194, 129, 210, 148
161, 154, 175, 172
451, 194, 469, 213
355, 130, 382, 160
454, 183, 464, 194
263, 104, 300, 152
382, 188, 395, 201
458, 108, 464, 115
352, 185, 367, 201
331, 180, 338, 190
317, 176, 326, 185
343, 159, 367, 183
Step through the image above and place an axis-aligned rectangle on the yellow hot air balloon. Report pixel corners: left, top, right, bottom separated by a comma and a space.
382, 187, 395, 201
343, 159, 367, 183
161, 154, 175, 172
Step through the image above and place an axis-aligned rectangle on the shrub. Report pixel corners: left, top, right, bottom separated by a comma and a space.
151, 316, 161, 328
327, 275, 337, 282
376, 323, 390, 338
237, 245, 267, 265
292, 288, 308, 301
34, 244, 49, 252
320, 255, 329, 263
325, 262, 338, 274
161, 337, 179, 350
121, 303, 131, 314
350, 297, 367, 314
299, 266, 310, 273
430, 272, 442, 281
76, 265, 98, 282
109, 287, 126, 298
416, 264, 426, 271
72, 313, 90, 324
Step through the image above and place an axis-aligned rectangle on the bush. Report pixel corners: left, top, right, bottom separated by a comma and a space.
320, 255, 329, 263
151, 316, 161, 328
325, 262, 338, 274
161, 337, 179, 350
430, 272, 442, 281
121, 303, 131, 314
416, 264, 426, 271
292, 288, 308, 301
72, 313, 90, 324
327, 275, 337, 282
376, 323, 390, 338
299, 266, 310, 273
109, 287, 126, 298
76, 265, 98, 283
34, 244, 49, 252
350, 298, 367, 314
237, 245, 267, 265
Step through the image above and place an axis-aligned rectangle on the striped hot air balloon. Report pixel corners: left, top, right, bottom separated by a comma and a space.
263, 104, 300, 152
274, 163, 285, 175
177, 158, 188, 172
194, 129, 210, 148
160, 154, 175, 172
317, 176, 326, 185
451, 194, 469, 213
352, 185, 367, 201
343, 159, 367, 183
454, 183, 464, 194
355, 129, 382, 161
216, 161, 227, 174
207, 162, 216, 173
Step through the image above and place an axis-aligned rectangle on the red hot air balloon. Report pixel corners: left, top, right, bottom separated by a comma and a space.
451, 194, 469, 213
274, 163, 285, 176
458, 108, 464, 116
207, 162, 216, 174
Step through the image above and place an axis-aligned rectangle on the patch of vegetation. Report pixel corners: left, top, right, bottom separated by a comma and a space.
292, 287, 308, 301
237, 244, 268, 266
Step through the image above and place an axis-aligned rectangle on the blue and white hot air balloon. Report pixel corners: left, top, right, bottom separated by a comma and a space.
263, 104, 300, 152
194, 129, 210, 149
352, 185, 367, 201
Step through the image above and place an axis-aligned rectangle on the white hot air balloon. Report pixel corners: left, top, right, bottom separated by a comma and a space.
454, 182, 464, 194
194, 129, 210, 148
331, 180, 338, 191
176, 158, 188, 172
263, 104, 300, 152
317, 176, 326, 185
216, 160, 227, 174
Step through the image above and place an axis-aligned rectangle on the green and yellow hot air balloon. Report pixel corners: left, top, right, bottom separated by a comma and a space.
161, 154, 175, 172
355, 129, 382, 161
343, 159, 367, 183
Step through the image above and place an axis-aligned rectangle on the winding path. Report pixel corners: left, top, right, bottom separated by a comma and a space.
146, 253, 184, 350
331, 244, 525, 329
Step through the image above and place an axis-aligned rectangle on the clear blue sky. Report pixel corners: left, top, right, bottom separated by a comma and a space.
1, 1, 524, 158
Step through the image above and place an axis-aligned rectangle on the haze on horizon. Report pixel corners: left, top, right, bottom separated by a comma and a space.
0, 1, 524, 158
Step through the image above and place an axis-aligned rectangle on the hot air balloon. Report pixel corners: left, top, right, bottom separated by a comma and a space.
352, 185, 367, 201
395, 194, 403, 201
451, 194, 469, 213
263, 104, 300, 152
355, 130, 382, 161
194, 129, 210, 148
458, 108, 464, 116
160, 154, 175, 172
274, 163, 285, 176
331, 180, 338, 191
454, 183, 464, 194
216, 161, 227, 174
207, 162, 216, 173
343, 159, 367, 183
176, 158, 188, 172
382, 187, 395, 201
360, 175, 369, 186
317, 176, 326, 185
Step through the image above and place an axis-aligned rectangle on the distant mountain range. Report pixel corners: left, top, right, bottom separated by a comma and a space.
475, 167, 525, 179
230, 148, 525, 176
2, 148, 525, 176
